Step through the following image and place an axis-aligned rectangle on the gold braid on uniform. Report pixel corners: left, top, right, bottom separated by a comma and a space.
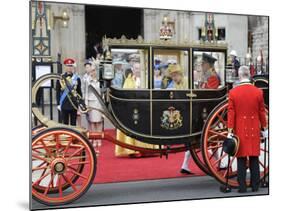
59, 75, 88, 113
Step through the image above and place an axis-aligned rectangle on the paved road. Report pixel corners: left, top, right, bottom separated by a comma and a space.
31, 176, 269, 210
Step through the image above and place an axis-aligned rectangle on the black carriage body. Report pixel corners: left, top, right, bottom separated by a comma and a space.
102, 40, 228, 145
109, 87, 227, 145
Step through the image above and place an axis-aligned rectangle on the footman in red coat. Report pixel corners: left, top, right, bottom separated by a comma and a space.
227, 66, 267, 193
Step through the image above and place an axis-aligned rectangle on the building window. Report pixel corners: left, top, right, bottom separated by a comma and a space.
198, 28, 226, 41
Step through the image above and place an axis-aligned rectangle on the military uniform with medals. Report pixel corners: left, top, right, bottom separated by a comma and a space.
56, 58, 83, 126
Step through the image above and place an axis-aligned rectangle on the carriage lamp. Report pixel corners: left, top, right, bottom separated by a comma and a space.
52, 9, 70, 29
100, 51, 114, 81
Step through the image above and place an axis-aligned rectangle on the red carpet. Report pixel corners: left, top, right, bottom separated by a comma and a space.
92, 130, 205, 184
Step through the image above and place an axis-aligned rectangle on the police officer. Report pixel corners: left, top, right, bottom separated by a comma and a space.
227, 66, 268, 193
56, 58, 83, 126
230, 50, 240, 77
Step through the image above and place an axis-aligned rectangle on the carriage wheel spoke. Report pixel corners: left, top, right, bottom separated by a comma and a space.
259, 160, 265, 169
217, 113, 227, 126
58, 175, 63, 197
68, 146, 85, 160
33, 147, 47, 155
207, 143, 222, 150
222, 169, 228, 177
62, 174, 78, 191
63, 139, 73, 158
208, 148, 219, 160
68, 161, 90, 166
213, 153, 228, 166
32, 171, 51, 186
39, 140, 53, 158
32, 165, 49, 172
44, 172, 54, 196
55, 134, 60, 156
32, 153, 49, 163
68, 166, 88, 180
208, 130, 227, 139
33, 160, 47, 169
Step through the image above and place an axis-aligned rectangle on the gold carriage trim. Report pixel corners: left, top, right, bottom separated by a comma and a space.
102, 35, 228, 49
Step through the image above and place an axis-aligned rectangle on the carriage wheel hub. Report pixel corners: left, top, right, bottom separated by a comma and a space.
51, 158, 66, 174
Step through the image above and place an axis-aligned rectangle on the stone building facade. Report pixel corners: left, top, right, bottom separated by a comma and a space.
39, 3, 267, 74
249, 16, 269, 65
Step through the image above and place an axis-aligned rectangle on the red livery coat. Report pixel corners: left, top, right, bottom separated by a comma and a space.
228, 83, 267, 157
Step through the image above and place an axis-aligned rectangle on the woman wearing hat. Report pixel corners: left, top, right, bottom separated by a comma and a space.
84, 64, 103, 155
166, 64, 188, 89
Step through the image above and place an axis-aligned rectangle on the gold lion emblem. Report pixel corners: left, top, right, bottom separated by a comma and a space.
160, 106, 183, 130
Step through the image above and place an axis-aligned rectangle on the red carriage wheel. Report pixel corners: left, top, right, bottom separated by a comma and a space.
32, 125, 46, 136
189, 141, 212, 176
201, 101, 269, 188
33, 141, 86, 194
32, 127, 96, 205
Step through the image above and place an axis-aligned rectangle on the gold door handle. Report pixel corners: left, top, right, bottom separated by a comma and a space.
186, 93, 197, 98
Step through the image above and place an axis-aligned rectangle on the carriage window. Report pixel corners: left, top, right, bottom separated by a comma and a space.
111, 48, 148, 89
153, 49, 189, 90
193, 51, 225, 89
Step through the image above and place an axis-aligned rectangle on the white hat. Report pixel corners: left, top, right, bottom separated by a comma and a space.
257, 55, 262, 62
230, 50, 237, 57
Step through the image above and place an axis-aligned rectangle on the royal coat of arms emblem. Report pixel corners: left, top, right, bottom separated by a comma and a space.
160, 106, 183, 130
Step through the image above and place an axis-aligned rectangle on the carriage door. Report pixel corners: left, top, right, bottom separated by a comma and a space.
191, 49, 227, 134
151, 48, 192, 137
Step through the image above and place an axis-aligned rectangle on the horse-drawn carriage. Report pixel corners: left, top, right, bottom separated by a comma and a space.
31, 37, 269, 205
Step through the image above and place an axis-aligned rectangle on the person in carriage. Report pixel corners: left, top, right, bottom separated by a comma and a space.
201, 53, 221, 89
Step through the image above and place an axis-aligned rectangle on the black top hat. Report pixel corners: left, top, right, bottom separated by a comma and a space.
222, 135, 240, 157
202, 53, 217, 64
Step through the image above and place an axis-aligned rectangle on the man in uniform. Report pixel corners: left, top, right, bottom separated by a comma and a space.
227, 66, 268, 193
56, 58, 83, 126
201, 53, 220, 89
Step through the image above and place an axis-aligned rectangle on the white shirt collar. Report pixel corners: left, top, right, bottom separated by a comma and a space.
239, 78, 251, 83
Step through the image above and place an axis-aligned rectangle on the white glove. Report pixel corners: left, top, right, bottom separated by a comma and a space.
57, 105, 61, 111
262, 129, 268, 139
227, 133, 233, 139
